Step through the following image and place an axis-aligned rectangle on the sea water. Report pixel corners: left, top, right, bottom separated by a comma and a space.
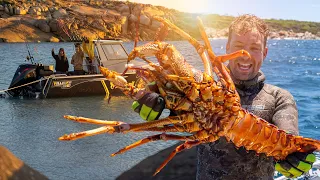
0, 39, 319, 179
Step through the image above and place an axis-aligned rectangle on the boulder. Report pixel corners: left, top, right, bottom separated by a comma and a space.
140, 15, 150, 26
128, 14, 138, 23
4, 6, 9, 14
15, 7, 27, 15
278, 30, 288, 37
39, 22, 51, 33
150, 19, 162, 30
116, 143, 197, 180
269, 32, 278, 39
49, 7, 58, 12
0, 5, 4, 11
121, 17, 128, 35
49, 19, 59, 32
132, 4, 143, 16
121, 11, 130, 16
50, 36, 59, 42
0, 146, 48, 180
28, 7, 41, 15
296, 32, 304, 38
52, 8, 67, 19
8, 5, 14, 15
117, 4, 129, 13
41, 6, 49, 12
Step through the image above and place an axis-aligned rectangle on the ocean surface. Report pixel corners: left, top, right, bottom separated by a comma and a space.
0, 39, 319, 180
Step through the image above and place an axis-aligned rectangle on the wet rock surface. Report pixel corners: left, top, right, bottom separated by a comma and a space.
117, 143, 197, 180
0, 145, 48, 180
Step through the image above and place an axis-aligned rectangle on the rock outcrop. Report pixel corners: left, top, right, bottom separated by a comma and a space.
0, 0, 320, 42
0, 145, 48, 180
117, 143, 197, 180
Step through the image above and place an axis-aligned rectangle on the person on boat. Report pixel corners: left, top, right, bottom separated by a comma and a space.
131, 14, 316, 179
71, 43, 85, 75
52, 48, 69, 74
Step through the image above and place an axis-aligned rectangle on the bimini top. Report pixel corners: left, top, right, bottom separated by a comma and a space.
93, 39, 146, 73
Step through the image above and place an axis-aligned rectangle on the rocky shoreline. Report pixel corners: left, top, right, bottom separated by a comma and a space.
1, 0, 320, 43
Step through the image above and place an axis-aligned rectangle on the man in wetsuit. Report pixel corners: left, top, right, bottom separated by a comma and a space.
132, 14, 316, 179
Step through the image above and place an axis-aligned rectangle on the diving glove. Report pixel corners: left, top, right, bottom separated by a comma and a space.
132, 92, 165, 121
275, 152, 316, 178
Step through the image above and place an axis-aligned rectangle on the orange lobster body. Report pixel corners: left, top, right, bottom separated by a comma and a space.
59, 16, 320, 176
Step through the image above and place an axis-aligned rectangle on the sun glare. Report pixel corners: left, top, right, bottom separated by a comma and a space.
128, 0, 210, 14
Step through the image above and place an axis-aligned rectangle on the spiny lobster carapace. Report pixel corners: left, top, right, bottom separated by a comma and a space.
59, 17, 320, 176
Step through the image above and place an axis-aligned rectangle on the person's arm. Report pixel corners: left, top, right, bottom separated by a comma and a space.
71, 55, 74, 65
132, 82, 165, 121
273, 89, 316, 178
272, 89, 298, 135
51, 48, 55, 58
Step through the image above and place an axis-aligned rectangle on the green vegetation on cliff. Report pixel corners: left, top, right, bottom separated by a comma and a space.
175, 12, 320, 35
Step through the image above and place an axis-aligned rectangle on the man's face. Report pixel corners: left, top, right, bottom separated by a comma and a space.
75, 46, 80, 52
226, 29, 268, 81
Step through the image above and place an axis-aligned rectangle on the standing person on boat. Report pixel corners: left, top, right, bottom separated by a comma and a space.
52, 48, 69, 74
131, 14, 316, 179
71, 43, 85, 75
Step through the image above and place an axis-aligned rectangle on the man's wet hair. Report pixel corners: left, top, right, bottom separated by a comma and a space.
228, 14, 269, 47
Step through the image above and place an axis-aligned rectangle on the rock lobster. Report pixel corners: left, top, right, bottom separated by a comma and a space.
59, 17, 320, 176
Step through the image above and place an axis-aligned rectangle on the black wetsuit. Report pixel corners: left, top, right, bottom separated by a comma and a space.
196, 71, 299, 180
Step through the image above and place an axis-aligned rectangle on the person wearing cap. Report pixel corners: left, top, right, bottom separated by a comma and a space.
71, 43, 85, 75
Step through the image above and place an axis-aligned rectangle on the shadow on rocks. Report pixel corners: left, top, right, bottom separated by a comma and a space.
117, 142, 197, 180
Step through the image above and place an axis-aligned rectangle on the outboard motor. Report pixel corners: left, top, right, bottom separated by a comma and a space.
7, 64, 39, 97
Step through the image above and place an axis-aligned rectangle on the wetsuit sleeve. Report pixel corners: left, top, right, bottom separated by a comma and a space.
272, 89, 299, 135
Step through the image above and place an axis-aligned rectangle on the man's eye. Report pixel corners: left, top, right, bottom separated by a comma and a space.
234, 45, 243, 48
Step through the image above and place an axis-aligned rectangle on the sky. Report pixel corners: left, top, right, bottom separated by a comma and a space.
128, 0, 320, 22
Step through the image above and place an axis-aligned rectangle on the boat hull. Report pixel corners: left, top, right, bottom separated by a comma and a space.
44, 73, 138, 98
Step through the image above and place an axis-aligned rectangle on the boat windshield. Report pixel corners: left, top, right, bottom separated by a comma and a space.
101, 44, 127, 60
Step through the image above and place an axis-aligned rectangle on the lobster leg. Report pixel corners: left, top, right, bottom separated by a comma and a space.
62, 115, 125, 125
196, 17, 226, 83
139, 125, 187, 132
111, 133, 196, 157
211, 50, 251, 91
59, 126, 117, 141
153, 17, 212, 77
195, 16, 251, 92
153, 140, 201, 176
58, 113, 196, 141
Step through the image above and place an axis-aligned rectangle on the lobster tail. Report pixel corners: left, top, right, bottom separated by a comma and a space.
224, 109, 320, 160
294, 136, 320, 153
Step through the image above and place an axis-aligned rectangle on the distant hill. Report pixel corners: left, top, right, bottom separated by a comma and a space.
0, 0, 319, 42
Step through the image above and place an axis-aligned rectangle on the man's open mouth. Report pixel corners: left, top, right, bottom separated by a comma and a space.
238, 63, 252, 71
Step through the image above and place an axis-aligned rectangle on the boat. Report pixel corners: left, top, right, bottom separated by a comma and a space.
4, 39, 145, 98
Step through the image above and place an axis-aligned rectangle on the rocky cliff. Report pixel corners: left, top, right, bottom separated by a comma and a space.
1, 0, 320, 43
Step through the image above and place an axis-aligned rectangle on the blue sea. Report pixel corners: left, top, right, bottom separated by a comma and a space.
0, 39, 319, 179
